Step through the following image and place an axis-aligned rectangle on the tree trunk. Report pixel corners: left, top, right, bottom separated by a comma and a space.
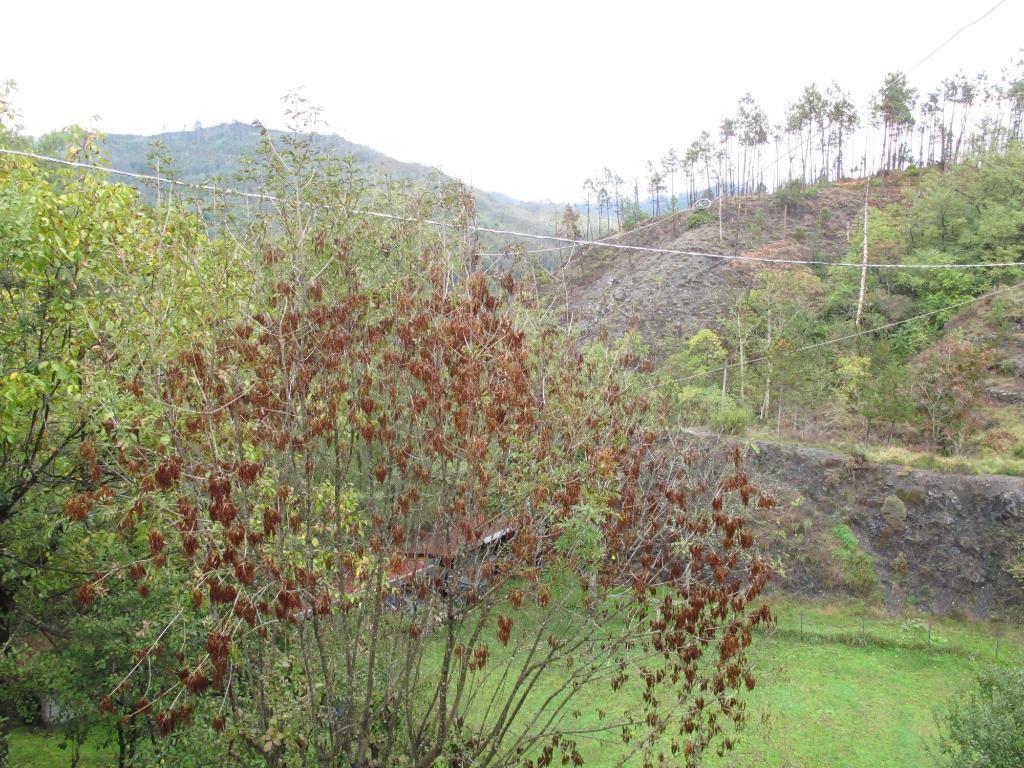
718, 196, 723, 244
759, 308, 772, 420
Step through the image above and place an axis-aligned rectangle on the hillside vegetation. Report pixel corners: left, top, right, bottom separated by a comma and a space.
562, 149, 1024, 475
2, 59, 1024, 768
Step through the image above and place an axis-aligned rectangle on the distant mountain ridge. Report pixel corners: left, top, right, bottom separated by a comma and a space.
100, 122, 562, 237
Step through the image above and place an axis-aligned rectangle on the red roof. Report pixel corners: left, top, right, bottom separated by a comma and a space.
409, 514, 516, 559
387, 558, 432, 584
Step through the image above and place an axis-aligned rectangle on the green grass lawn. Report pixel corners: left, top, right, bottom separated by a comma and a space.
433, 594, 1022, 767
472, 594, 1021, 767
707, 628, 977, 767
9, 595, 1022, 767
7, 726, 118, 768
699, 597, 1022, 768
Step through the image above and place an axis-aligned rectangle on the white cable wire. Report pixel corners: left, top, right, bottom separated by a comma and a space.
2, 147, 1021, 271
480, 205, 691, 258
661, 279, 1024, 387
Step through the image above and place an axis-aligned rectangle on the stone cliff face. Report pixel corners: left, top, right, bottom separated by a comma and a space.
713, 436, 1024, 616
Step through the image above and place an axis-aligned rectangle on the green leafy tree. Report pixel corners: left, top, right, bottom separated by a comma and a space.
872, 72, 917, 172
683, 329, 727, 375
860, 360, 915, 442
911, 338, 991, 454
936, 667, 1024, 768
834, 354, 871, 411
0, 112, 212, 765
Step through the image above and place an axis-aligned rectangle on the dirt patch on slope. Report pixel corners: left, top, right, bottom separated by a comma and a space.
561, 178, 908, 357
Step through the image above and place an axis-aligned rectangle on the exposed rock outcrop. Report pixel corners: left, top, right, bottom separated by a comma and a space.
704, 435, 1024, 616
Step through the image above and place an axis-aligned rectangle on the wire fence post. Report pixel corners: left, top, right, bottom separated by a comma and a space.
800, 610, 804, 641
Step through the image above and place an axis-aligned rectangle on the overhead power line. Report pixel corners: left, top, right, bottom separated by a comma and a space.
663, 280, 1024, 387
480, 202, 692, 258
1, 148, 1021, 272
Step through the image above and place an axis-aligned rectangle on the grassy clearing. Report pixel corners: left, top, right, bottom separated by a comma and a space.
7, 727, 117, 768
9, 595, 1022, 767
471, 594, 1024, 767
432, 593, 1024, 767
713, 630, 966, 766
865, 444, 1024, 478
746, 429, 1024, 477
704, 596, 1024, 767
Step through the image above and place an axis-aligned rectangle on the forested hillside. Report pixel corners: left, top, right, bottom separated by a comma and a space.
528, 61, 1024, 479
560, 151, 1024, 477
572, 62, 1024, 236
39, 121, 563, 238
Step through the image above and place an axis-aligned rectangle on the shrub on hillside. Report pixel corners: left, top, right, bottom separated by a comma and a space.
670, 384, 752, 434
880, 495, 908, 543
710, 400, 753, 434
831, 523, 880, 599
686, 208, 714, 229
772, 179, 813, 211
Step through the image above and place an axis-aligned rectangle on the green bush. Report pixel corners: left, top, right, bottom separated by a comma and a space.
668, 385, 752, 435
686, 208, 714, 229
832, 523, 880, 598
710, 400, 753, 434
936, 667, 1024, 768
880, 495, 908, 543
772, 178, 812, 210
892, 551, 908, 579
833, 522, 858, 550
748, 209, 768, 240
997, 359, 1020, 376
671, 385, 714, 421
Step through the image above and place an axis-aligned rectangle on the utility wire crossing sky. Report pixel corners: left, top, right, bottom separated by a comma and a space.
4, 146, 1022, 272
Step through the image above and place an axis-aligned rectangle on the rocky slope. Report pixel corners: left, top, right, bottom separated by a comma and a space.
701, 434, 1024, 616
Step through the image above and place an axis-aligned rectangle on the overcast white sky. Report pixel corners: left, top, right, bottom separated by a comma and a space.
2, 0, 1021, 201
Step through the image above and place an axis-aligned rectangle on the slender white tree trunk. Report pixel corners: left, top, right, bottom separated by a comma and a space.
855, 177, 870, 327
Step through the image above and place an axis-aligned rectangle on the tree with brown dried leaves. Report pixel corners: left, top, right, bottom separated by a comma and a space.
73, 125, 772, 768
